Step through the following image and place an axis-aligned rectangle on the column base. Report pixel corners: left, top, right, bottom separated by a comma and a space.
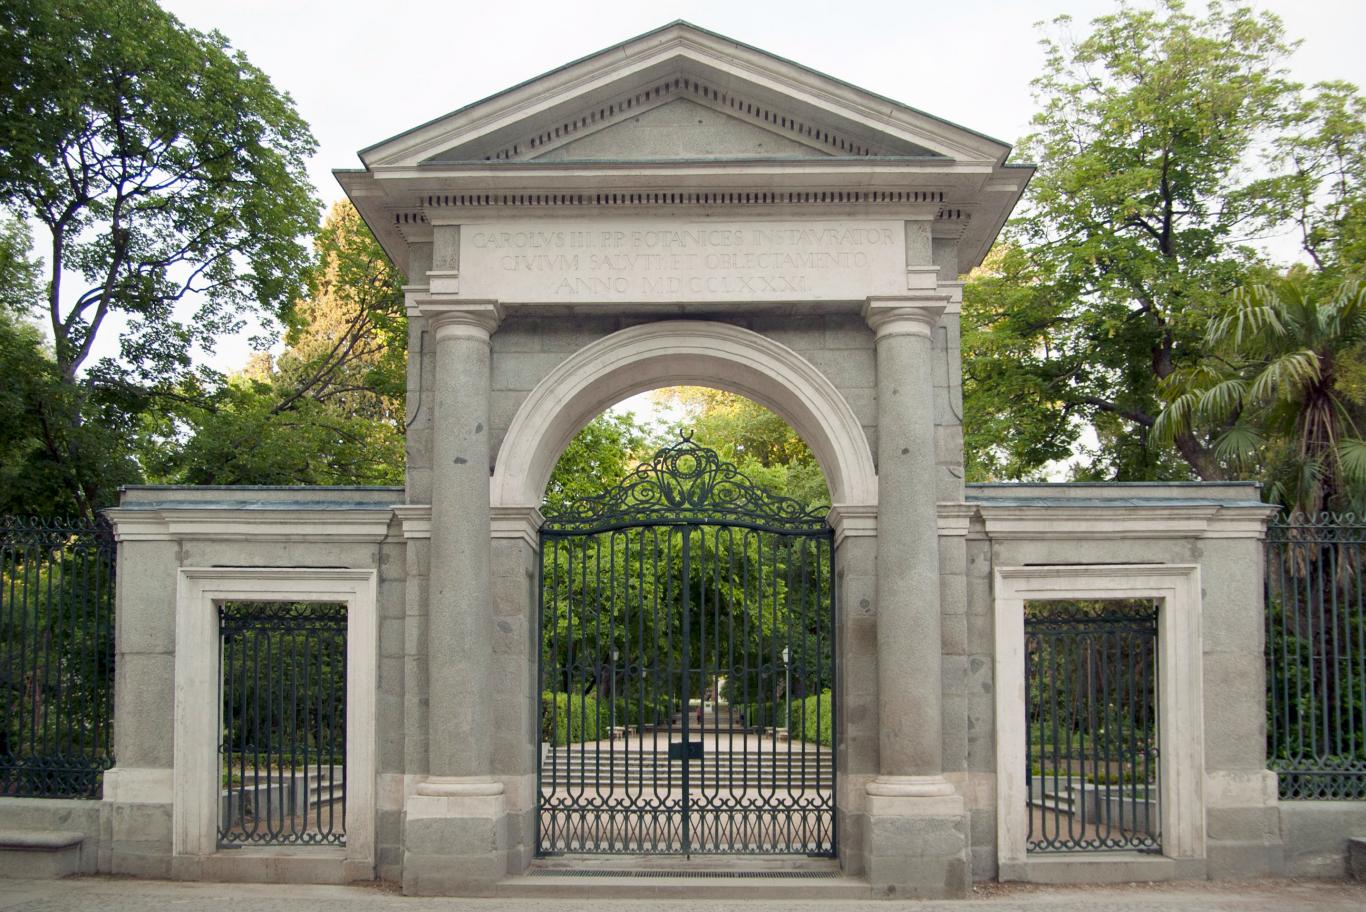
401, 778, 507, 896
862, 778, 970, 898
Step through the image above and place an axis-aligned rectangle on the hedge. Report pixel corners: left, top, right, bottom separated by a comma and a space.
540, 692, 612, 746
787, 690, 833, 747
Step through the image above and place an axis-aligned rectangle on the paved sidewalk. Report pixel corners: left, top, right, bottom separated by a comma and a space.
1, 877, 1365, 911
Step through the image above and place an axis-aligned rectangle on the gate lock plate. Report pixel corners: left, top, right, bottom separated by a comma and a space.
668, 740, 704, 761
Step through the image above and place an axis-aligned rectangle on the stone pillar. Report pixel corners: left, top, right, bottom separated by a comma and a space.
401, 296, 508, 896
861, 294, 970, 898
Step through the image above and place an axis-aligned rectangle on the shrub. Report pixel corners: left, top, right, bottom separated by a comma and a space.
540, 691, 611, 746
788, 690, 832, 747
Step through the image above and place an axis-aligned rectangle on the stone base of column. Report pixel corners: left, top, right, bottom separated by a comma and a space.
401, 778, 507, 896
862, 777, 971, 898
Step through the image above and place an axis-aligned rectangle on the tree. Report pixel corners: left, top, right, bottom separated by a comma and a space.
543, 412, 652, 517
0, 0, 318, 516
142, 202, 406, 486
1270, 82, 1366, 272
651, 388, 829, 508
1154, 271, 1366, 513
964, 0, 1312, 481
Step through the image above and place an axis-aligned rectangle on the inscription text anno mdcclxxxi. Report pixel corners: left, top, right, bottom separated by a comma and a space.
459, 220, 906, 302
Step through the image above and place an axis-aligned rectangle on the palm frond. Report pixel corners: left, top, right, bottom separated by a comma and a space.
1248, 350, 1320, 403
1195, 377, 1250, 424
1151, 391, 1199, 447
1338, 438, 1366, 488
1212, 425, 1265, 468
1209, 285, 1286, 349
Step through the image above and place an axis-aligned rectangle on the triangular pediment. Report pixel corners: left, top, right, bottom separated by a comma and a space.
339, 22, 1035, 277
527, 98, 829, 162
358, 22, 1009, 169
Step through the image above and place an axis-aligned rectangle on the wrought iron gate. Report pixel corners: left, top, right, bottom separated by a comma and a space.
218, 601, 347, 846
537, 435, 835, 856
1024, 600, 1160, 853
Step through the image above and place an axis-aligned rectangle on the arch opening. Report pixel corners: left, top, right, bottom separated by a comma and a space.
491, 321, 878, 512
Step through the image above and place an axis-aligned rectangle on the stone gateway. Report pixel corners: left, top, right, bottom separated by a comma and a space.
35, 20, 1321, 899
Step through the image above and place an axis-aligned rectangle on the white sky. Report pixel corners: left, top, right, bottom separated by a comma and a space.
90, 0, 1366, 411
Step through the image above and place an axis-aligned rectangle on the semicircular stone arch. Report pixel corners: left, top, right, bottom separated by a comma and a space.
490, 320, 878, 511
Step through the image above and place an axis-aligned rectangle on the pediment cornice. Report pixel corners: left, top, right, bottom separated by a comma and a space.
359, 24, 1012, 170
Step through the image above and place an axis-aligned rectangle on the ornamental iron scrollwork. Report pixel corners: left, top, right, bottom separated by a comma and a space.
541, 431, 829, 534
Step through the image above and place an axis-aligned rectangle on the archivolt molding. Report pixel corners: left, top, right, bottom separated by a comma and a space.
490, 321, 878, 512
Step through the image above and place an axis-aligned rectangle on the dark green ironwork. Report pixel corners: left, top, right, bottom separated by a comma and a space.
1266, 512, 1366, 800
542, 431, 830, 535
218, 601, 347, 847
1024, 600, 1160, 853
0, 516, 115, 799
537, 435, 835, 856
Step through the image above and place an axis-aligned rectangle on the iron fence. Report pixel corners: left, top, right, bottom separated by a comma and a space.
1266, 513, 1366, 800
1024, 599, 1161, 853
0, 516, 115, 798
218, 601, 347, 846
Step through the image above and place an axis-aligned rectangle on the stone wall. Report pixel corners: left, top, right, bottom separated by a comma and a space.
964, 482, 1284, 882
104, 486, 403, 880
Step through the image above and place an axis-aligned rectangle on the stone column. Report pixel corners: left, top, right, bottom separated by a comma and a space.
402, 297, 508, 895
860, 295, 969, 897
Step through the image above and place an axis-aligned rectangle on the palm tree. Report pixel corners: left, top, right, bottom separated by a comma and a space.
1152, 270, 1366, 513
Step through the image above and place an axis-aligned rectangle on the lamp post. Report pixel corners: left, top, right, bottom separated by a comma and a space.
611, 647, 619, 733
781, 646, 790, 733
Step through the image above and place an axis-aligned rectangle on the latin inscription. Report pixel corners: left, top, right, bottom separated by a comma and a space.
459, 220, 905, 302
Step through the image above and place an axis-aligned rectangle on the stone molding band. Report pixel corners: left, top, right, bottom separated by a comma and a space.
416, 776, 506, 798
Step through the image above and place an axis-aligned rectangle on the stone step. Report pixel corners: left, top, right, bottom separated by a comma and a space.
0, 830, 85, 879
499, 857, 863, 900
495, 875, 872, 900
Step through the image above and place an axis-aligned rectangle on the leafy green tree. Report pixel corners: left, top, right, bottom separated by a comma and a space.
964, 0, 1316, 482
542, 412, 652, 517
143, 202, 406, 486
652, 387, 829, 507
0, 0, 318, 515
1270, 82, 1366, 272
1154, 271, 1366, 512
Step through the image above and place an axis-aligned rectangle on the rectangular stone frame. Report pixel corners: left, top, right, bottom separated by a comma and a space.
172, 568, 378, 879
993, 564, 1206, 877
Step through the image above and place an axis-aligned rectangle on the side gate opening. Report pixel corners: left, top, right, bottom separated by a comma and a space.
218, 601, 348, 847
1024, 599, 1161, 854
536, 434, 835, 856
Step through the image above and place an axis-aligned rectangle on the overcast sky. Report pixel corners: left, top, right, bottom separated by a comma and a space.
141, 0, 1366, 381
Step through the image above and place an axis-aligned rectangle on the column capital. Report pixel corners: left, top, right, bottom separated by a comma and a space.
414, 297, 502, 342
863, 296, 946, 339
826, 502, 877, 549
490, 504, 544, 549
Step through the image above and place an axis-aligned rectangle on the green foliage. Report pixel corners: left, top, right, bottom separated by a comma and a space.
1154, 271, 1366, 512
788, 690, 832, 747
543, 412, 652, 517
540, 691, 612, 746
964, 0, 1366, 483
143, 202, 406, 487
653, 388, 829, 508
963, 245, 1087, 481
0, 0, 319, 515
